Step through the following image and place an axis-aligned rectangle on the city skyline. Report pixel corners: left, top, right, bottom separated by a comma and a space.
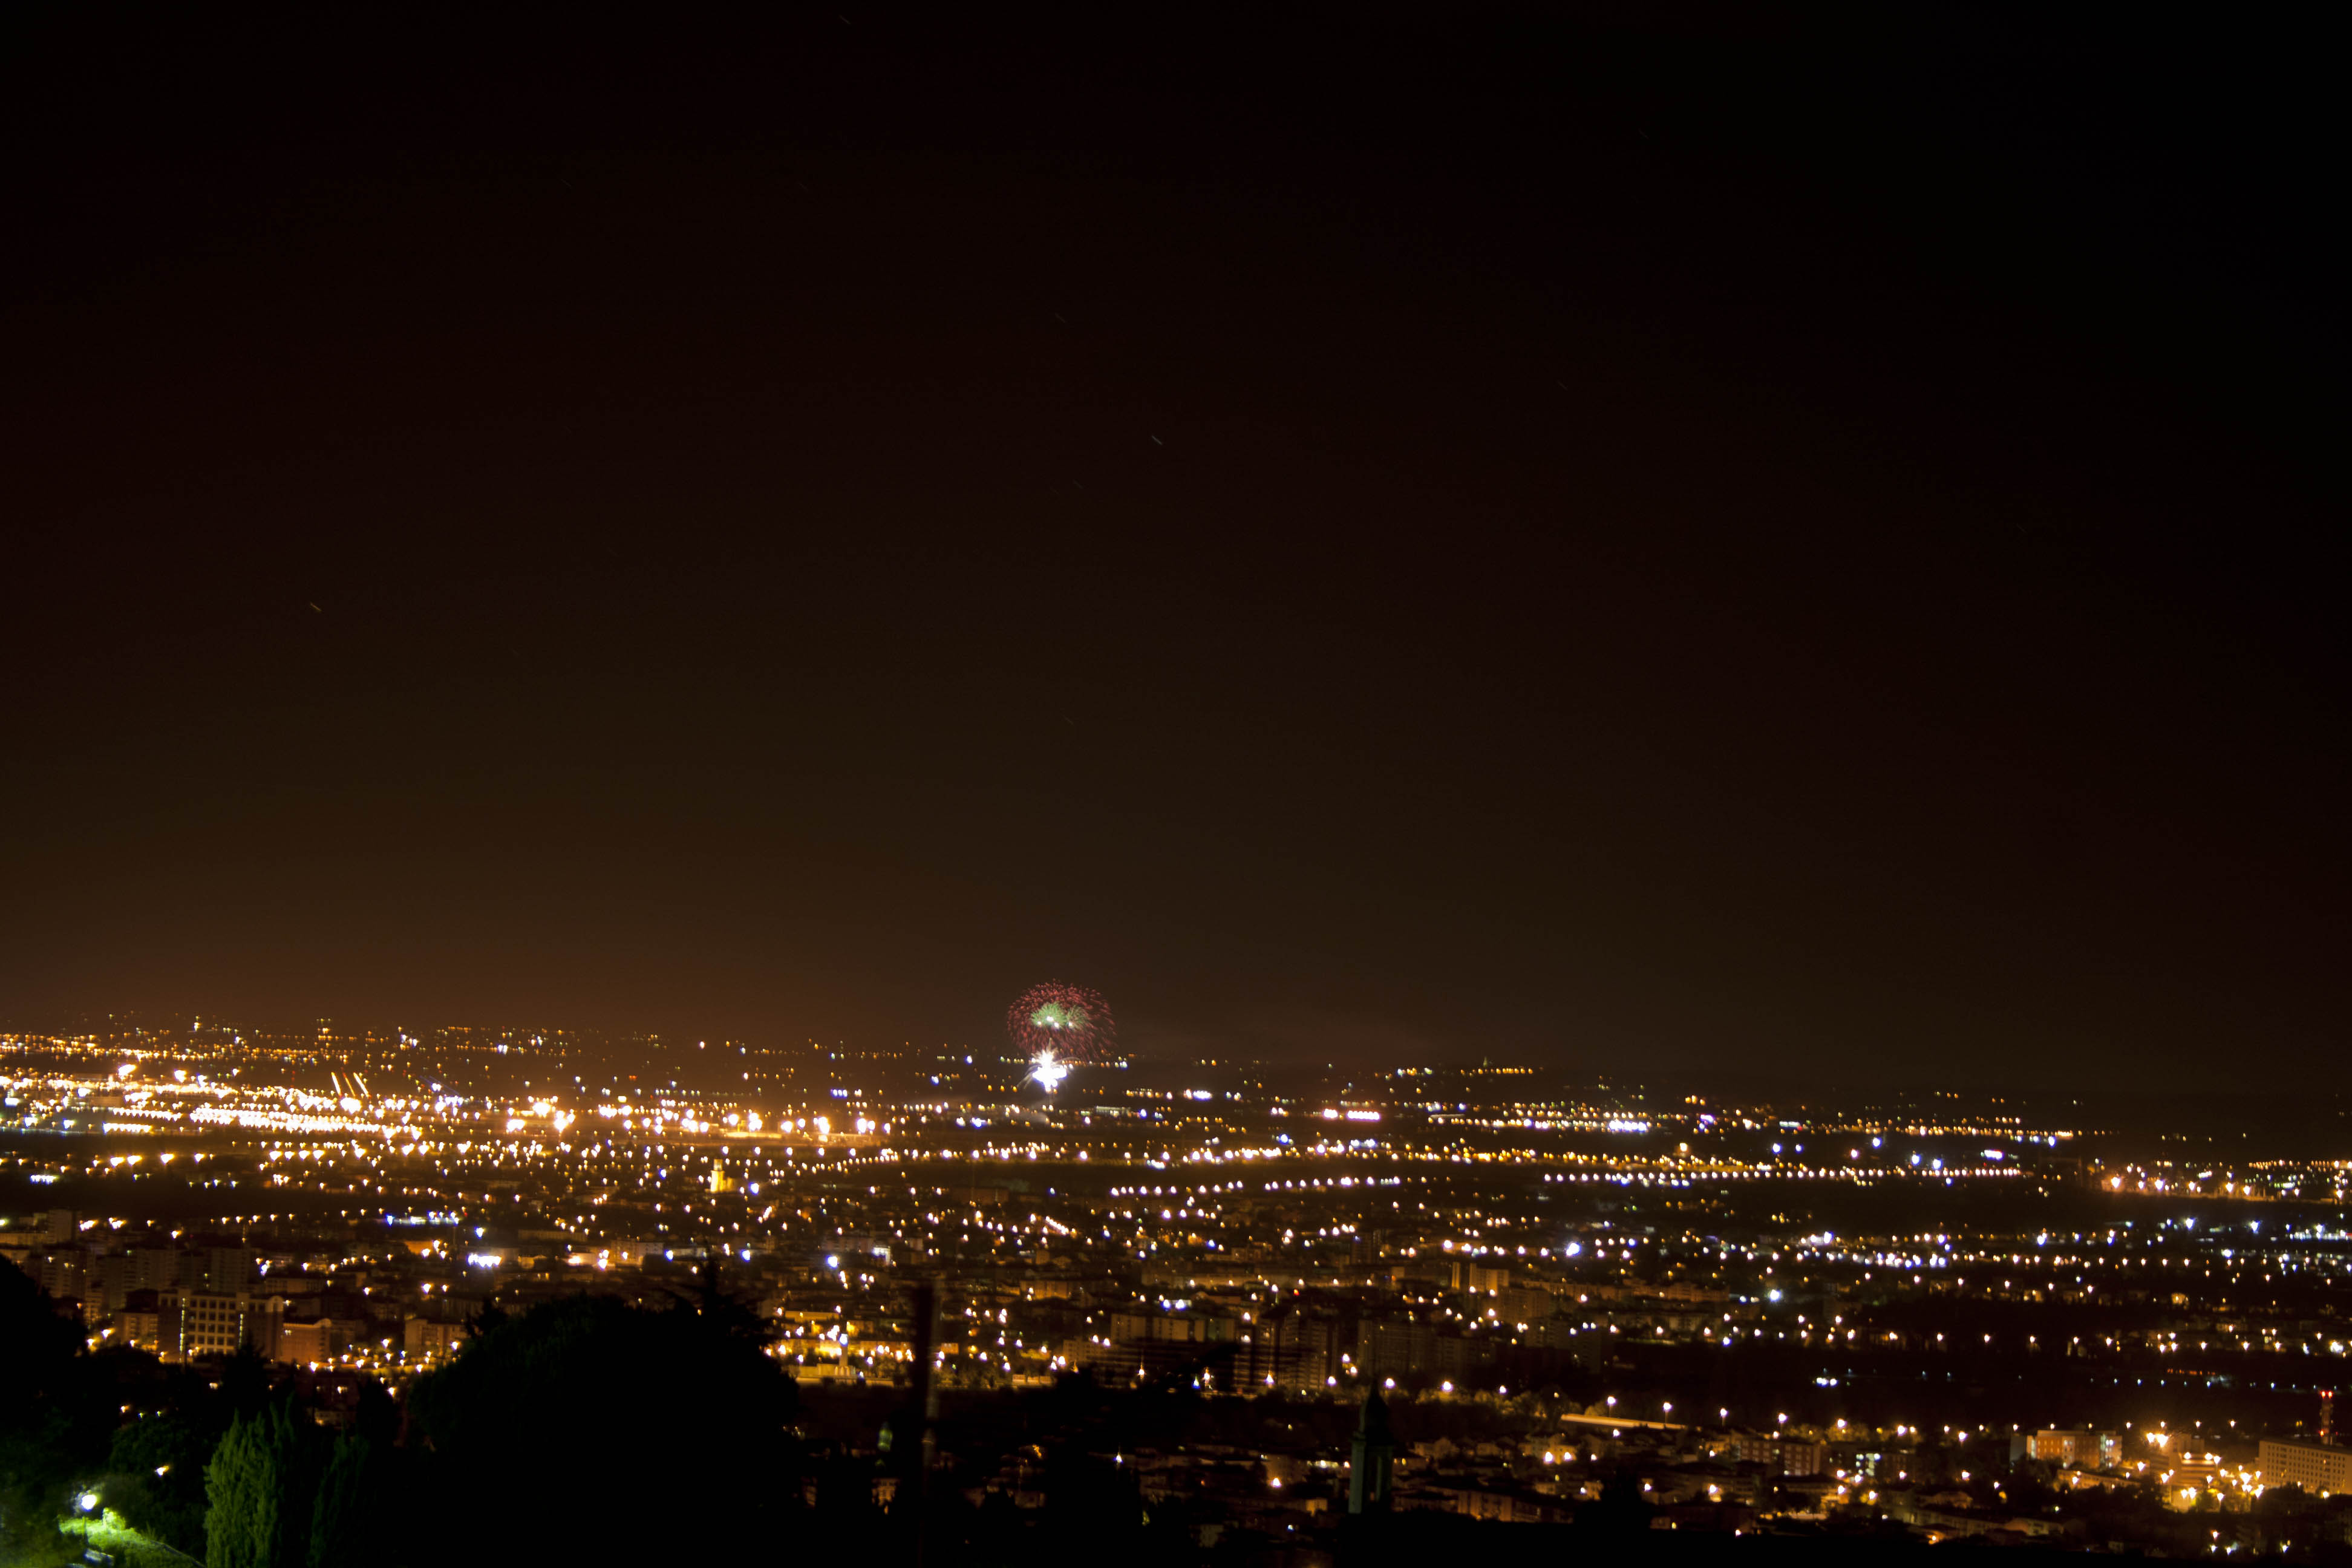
2, 7, 2344, 1564
5, 1008, 2348, 1559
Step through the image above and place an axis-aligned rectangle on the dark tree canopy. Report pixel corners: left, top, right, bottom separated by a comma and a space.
407, 1291, 800, 1565
0, 1256, 85, 1557
107, 1413, 219, 1555
306, 1434, 394, 1568
205, 1401, 325, 1568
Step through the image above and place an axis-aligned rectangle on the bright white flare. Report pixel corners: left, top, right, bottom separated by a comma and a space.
1030, 1053, 1069, 1093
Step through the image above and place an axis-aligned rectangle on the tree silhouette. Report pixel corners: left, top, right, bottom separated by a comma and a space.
670, 1255, 777, 1349
0, 1256, 85, 1559
406, 1292, 800, 1567
204, 1400, 323, 1568
1579, 1469, 1655, 1536
108, 1414, 218, 1554
306, 1434, 393, 1568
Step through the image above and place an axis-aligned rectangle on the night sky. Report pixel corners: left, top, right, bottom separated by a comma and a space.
3, 10, 2339, 1087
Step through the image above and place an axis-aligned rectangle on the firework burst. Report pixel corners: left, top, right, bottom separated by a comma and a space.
1007, 981, 1116, 1091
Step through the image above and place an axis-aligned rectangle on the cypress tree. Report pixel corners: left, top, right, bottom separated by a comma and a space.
205, 1401, 322, 1568
306, 1434, 379, 1568
204, 1410, 275, 1568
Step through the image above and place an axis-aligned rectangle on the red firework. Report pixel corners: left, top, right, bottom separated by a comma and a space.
1006, 981, 1117, 1065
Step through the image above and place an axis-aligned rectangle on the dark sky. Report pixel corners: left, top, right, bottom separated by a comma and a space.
3, 8, 2341, 1086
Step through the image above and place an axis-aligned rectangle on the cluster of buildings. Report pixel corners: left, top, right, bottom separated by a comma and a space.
0, 1208, 468, 1368
4, 1018, 2350, 1548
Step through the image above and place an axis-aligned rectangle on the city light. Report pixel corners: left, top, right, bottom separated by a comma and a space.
4, 1022, 2342, 1551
